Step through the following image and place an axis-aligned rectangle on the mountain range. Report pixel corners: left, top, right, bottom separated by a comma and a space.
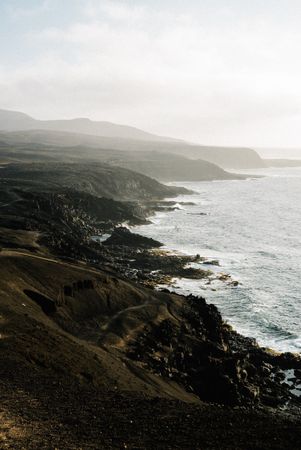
0, 109, 266, 170
0, 109, 177, 142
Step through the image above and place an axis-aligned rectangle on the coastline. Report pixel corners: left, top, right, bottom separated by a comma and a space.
1, 162, 301, 448
131, 172, 301, 355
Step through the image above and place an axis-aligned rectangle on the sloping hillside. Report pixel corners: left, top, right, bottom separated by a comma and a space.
0, 109, 177, 142
0, 136, 245, 182
1, 236, 301, 449
107, 153, 243, 181
180, 144, 266, 169
0, 162, 188, 201
0, 160, 301, 449
0, 110, 266, 169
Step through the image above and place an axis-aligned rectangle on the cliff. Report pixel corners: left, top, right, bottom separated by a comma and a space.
0, 162, 188, 201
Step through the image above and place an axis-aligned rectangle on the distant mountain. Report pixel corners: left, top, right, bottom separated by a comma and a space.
0, 109, 177, 142
0, 109, 266, 169
0, 109, 37, 130
105, 152, 245, 181
180, 145, 266, 169
0, 136, 244, 182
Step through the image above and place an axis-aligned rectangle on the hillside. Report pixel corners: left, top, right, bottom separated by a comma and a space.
1, 247, 301, 449
0, 139, 244, 182
0, 109, 177, 142
0, 160, 301, 448
1, 158, 301, 448
106, 152, 244, 181
180, 144, 266, 169
0, 162, 188, 201
0, 110, 266, 170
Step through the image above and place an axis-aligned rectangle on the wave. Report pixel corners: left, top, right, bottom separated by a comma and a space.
134, 172, 301, 354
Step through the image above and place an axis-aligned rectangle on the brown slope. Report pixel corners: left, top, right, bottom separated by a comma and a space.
1, 243, 301, 449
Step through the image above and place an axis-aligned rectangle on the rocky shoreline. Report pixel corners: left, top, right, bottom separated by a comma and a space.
91, 227, 301, 409
84, 207, 301, 411
0, 161, 300, 448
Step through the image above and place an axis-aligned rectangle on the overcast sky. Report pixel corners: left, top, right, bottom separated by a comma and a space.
1, 0, 301, 147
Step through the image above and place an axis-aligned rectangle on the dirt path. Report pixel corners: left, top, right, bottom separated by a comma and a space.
0, 249, 106, 277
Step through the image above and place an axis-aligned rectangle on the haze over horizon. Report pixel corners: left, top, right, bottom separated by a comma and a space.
1, 0, 301, 148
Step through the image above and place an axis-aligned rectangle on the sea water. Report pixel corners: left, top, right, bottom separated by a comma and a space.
133, 167, 301, 353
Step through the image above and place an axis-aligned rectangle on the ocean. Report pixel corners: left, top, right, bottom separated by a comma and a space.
133, 167, 301, 353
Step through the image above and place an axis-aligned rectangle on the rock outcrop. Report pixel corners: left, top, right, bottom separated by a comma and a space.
103, 227, 163, 248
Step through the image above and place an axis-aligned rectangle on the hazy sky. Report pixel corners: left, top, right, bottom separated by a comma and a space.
1, 0, 301, 146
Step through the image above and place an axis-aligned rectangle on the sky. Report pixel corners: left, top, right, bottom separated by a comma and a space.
1, 0, 301, 147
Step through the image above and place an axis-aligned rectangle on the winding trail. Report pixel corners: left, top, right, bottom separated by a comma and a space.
0, 249, 107, 277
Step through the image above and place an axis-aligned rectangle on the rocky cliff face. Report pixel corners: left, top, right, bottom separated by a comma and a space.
0, 162, 188, 201
181, 145, 266, 169
126, 293, 301, 407
0, 162, 191, 263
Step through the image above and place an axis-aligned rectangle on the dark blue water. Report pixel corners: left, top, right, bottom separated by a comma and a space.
134, 168, 301, 353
